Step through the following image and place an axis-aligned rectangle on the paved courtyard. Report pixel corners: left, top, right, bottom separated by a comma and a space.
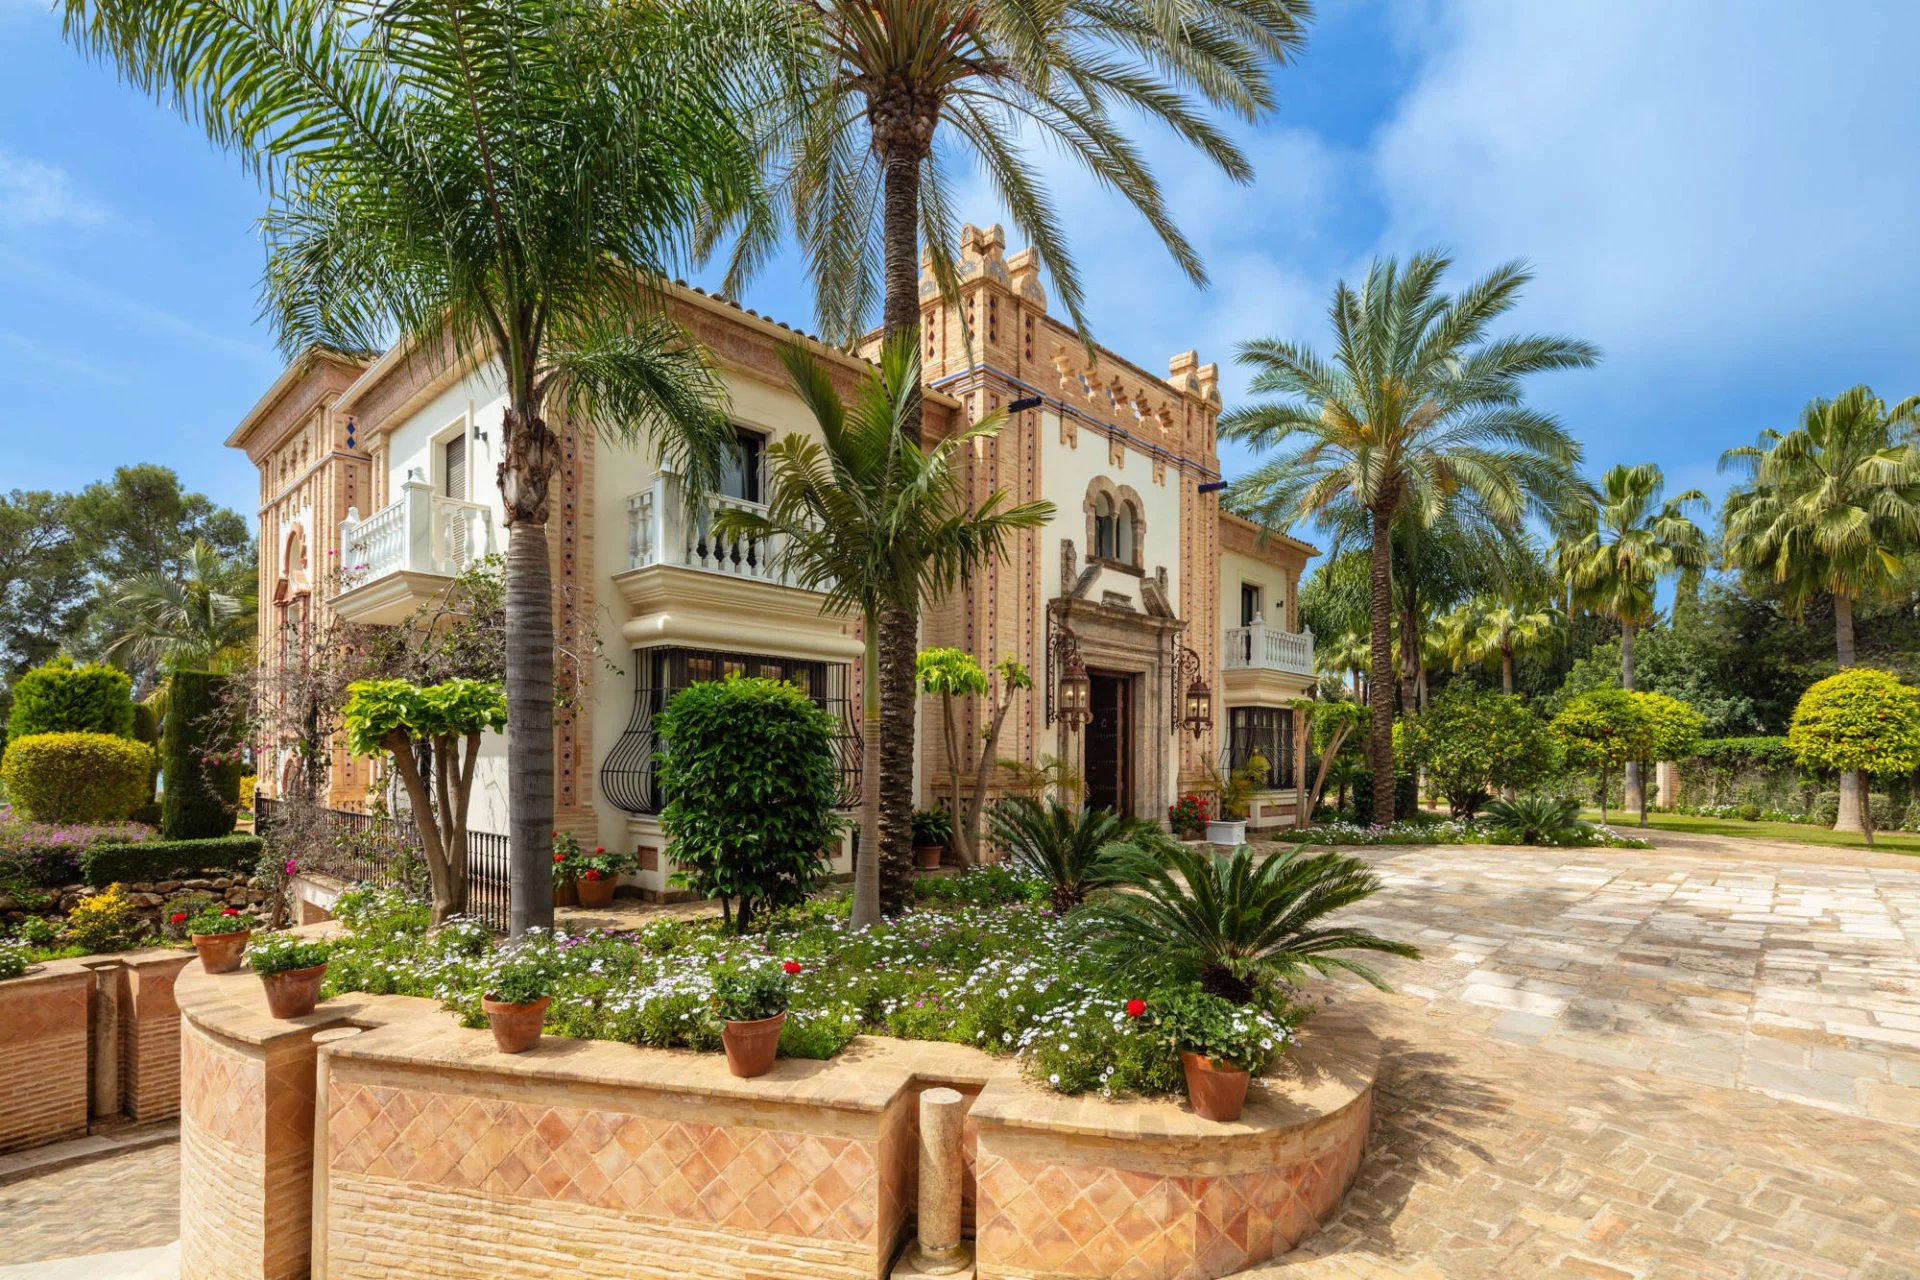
3, 830, 1917, 1278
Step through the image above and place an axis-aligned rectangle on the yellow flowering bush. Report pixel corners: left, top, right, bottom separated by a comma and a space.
65, 883, 142, 954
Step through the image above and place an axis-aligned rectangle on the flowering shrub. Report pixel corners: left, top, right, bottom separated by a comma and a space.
485, 946, 557, 1006
711, 959, 793, 1021
1286, 817, 1650, 850
0, 938, 30, 980
185, 902, 256, 936
246, 932, 331, 977
64, 883, 142, 954
0, 806, 156, 886
1147, 984, 1295, 1074
1167, 793, 1208, 838
551, 831, 582, 885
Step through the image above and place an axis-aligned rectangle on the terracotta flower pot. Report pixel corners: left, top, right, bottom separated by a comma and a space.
192, 928, 252, 974
915, 844, 945, 871
1180, 1050, 1250, 1122
721, 1011, 786, 1078
260, 963, 328, 1020
574, 875, 616, 908
554, 878, 579, 907
482, 994, 552, 1054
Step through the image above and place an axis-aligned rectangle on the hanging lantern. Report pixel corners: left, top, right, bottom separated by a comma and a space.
1058, 652, 1091, 731
1182, 673, 1213, 739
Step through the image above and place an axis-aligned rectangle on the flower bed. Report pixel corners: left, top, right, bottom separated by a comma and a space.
1285, 815, 1652, 849
0, 804, 156, 888
318, 870, 1299, 1099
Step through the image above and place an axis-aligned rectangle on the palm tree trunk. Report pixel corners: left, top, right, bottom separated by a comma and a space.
877, 599, 918, 915
853, 620, 882, 929
882, 147, 924, 403
504, 520, 556, 935
1621, 619, 1642, 817
1397, 596, 1419, 714
1833, 591, 1865, 832
1367, 501, 1398, 826
1501, 648, 1515, 696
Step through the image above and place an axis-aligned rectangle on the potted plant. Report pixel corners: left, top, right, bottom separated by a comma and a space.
1151, 984, 1287, 1123
246, 933, 332, 1019
481, 951, 555, 1054
183, 901, 258, 974
570, 845, 638, 907
1203, 756, 1266, 845
712, 959, 798, 1078
1167, 792, 1209, 840
911, 807, 953, 870
551, 830, 581, 906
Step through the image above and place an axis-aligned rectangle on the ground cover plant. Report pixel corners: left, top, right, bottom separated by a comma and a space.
1285, 811, 1650, 849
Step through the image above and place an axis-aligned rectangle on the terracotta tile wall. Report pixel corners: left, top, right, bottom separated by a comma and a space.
0, 968, 90, 1153
120, 954, 193, 1121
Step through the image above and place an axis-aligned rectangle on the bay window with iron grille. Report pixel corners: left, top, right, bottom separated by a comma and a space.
1226, 706, 1294, 789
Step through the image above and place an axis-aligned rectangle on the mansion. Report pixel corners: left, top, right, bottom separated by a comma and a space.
231, 224, 1318, 897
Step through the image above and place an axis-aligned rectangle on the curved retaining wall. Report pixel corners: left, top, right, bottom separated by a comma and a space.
175, 963, 1378, 1280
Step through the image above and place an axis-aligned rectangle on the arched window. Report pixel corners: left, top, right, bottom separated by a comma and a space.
1094, 493, 1118, 561
1116, 500, 1137, 565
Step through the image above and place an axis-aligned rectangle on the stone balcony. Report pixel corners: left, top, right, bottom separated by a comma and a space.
1221, 621, 1316, 704
331, 478, 496, 625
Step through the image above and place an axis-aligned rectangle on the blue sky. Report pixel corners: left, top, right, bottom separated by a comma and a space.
4, 1, 1918, 538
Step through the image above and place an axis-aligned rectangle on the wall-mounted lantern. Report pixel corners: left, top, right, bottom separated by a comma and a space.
1171, 641, 1212, 739
1045, 606, 1091, 732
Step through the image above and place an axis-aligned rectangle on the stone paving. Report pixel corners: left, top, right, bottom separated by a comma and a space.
0, 1138, 178, 1268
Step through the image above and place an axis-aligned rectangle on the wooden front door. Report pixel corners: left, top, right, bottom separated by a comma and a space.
1085, 671, 1133, 817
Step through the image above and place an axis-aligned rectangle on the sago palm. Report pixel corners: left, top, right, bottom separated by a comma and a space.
1224, 253, 1595, 825
1554, 463, 1708, 813
63, 0, 768, 934
714, 335, 1053, 925
1721, 385, 1920, 831
1075, 841, 1418, 1004
985, 796, 1163, 913
102, 539, 256, 677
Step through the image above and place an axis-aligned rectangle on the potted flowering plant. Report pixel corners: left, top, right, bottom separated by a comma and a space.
911, 807, 953, 870
481, 950, 555, 1054
1167, 792, 1209, 839
570, 845, 638, 908
183, 901, 259, 974
246, 933, 332, 1019
711, 959, 800, 1078
1150, 984, 1290, 1122
1203, 756, 1267, 846
551, 830, 581, 906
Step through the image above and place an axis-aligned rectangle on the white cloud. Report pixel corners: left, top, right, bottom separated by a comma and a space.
0, 148, 111, 230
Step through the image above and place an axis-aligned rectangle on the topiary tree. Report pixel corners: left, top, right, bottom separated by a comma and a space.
1788, 668, 1920, 845
160, 671, 242, 840
655, 676, 845, 933
1630, 691, 1705, 826
1552, 689, 1653, 826
342, 677, 507, 925
7, 657, 136, 739
0, 732, 154, 823
917, 648, 1032, 866
1409, 686, 1560, 818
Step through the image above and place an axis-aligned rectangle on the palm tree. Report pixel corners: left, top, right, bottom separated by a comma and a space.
64, 0, 766, 934
102, 539, 256, 678
1554, 463, 1709, 814
703, 0, 1310, 897
1443, 591, 1562, 694
1722, 386, 1920, 831
986, 797, 1162, 913
715, 335, 1053, 925
1224, 253, 1596, 825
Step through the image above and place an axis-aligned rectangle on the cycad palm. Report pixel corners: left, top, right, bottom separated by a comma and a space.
1074, 842, 1418, 1003
1554, 463, 1709, 814
1224, 253, 1595, 824
985, 796, 1162, 913
103, 539, 256, 677
64, 0, 767, 934
1722, 386, 1920, 831
715, 335, 1053, 925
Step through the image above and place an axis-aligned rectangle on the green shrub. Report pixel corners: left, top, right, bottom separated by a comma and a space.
7, 658, 135, 740
160, 671, 241, 840
81, 834, 262, 886
11, 916, 58, 947
913, 864, 1044, 907
1483, 795, 1588, 845
0, 733, 154, 823
1408, 688, 1560, 818
986, 798, 1159, 912
710, 959, 793, 1021
655, 676, 845, 933
1146, 982, 1295, 1073
1349, 771, 1418, 823
911, 807, 953, 848
1812, 790, 1841, 826
484, 949, 557, 1005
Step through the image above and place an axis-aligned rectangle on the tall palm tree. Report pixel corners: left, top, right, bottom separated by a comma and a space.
1722, 386, 1920, 831
1225, 253, 1595, 825
102, 539, 256, 679
1555, 463, 1709, 813
715, 335, 1053, 925
1443, 591, 1562, 694
703, 0, 1310, 897
64, 0, 767, 934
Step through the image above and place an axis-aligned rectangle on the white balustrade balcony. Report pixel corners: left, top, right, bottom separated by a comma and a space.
624, 471, 821, 592
332, 478, 497, 623
1222, 621, 1315, 677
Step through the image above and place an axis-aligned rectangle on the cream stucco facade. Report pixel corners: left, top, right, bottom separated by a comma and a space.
232, 225, 1317, 900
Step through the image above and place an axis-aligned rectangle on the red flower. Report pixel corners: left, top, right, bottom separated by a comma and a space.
782, 961, 803, 976
553, 852, 565, 863
221, 908, 239, 917
595, 847, 605, 854
1125, 998, 1146, 1018
170, 912, 188, 924
583, 869, 601, 881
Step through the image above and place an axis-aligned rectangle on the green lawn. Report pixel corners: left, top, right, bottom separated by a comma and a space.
1581, 808, 1920, 856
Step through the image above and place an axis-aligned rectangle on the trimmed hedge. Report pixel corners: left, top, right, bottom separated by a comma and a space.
8, 657, 136, 739
82, 834, 263, 886
161, 671, 241, 840
0, 732, 154, 823
1690, 736, 1796, 771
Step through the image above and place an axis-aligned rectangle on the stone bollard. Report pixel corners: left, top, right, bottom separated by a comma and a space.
82, 960, 122, 1123
907, 1087, 972, 1276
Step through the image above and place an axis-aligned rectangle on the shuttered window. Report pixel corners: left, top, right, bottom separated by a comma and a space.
443, 435, 467, 501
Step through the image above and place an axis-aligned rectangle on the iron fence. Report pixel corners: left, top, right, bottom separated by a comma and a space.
257, 796, 511, 932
